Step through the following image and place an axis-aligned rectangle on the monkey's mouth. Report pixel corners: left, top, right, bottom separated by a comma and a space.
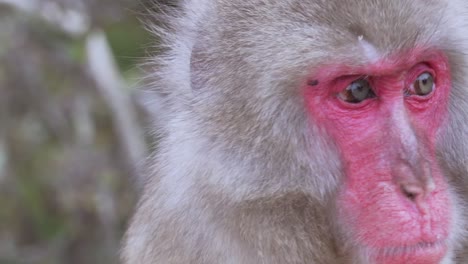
373, 240, 448, 261
381, 240, 445, 254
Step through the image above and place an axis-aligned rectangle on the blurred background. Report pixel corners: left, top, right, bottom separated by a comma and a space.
0, 0, 157, 263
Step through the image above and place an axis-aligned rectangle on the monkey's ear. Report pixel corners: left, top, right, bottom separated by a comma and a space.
138, 0, 215, 127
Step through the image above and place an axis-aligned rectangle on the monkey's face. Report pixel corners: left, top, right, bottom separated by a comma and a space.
305, 48, 454, 263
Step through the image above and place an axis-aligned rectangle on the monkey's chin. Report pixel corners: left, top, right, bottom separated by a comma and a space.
372, 241, 447, 264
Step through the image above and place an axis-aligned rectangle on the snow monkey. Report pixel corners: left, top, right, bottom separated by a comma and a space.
123, 0, 468, 263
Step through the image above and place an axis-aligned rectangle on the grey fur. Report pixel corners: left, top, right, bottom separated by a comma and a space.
123, 0, 468, 263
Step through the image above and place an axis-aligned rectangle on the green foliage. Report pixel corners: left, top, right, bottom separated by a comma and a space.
106, 18, 152, 73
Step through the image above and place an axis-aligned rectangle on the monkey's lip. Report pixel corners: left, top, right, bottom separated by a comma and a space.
375, 240, 447, 258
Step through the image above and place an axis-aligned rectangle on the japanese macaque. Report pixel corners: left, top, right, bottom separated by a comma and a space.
122, 0, 468, 263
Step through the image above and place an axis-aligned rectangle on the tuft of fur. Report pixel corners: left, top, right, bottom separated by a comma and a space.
123, 1, 468, 263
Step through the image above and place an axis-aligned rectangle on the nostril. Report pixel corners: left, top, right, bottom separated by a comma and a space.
400, 183, 423, 201
402, 188, 416, 200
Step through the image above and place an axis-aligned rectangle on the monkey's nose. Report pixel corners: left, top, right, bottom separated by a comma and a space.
400, 182, 426, 201
398, 171, 436, 214
399, 179, 436, 215
395, 161, 436, 202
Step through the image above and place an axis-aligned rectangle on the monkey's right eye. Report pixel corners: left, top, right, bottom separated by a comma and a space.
338, 79, 376, 104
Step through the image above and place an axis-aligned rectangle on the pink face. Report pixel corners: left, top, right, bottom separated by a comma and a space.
304, 49, 452, 263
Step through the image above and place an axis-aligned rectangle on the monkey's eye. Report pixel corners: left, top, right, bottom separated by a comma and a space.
409, 72, 434, 96
338, 79, 376, 104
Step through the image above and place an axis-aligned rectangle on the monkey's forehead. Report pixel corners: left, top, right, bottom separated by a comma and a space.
202, 0, 464, 65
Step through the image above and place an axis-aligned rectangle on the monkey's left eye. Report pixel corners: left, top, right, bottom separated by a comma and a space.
409, 72, 435, 96
338, 79, 376, 104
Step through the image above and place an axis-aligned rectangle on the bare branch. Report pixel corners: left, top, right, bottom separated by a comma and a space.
86, 30, 147, 182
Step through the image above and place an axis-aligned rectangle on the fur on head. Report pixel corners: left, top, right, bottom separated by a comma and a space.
124, 1, 468, 263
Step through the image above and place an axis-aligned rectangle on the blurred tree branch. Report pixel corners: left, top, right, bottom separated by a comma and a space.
0, 0, 152, 263
86, 29, 147, 183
